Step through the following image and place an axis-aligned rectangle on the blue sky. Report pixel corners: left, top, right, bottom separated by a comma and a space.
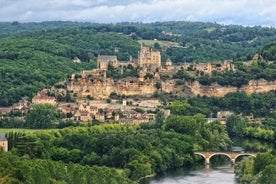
0, 0, 275, 27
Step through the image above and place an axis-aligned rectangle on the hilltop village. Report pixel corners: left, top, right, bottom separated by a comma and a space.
1, 46, 276, 125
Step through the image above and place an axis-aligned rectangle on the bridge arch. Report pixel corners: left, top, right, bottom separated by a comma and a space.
234, 153, 256, 161
194, 152, 207, 160
209, 152, 234, 165
194, 151, 257, 166
209, 153, 232, 161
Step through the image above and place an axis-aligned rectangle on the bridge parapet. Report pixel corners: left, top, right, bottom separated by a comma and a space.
194, 151, 257, 166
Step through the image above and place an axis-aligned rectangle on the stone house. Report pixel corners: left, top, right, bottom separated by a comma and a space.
182, 60, 235, 74
73, 57, 81, 63
0, 133, 8, 152
32, 95, 57, 105
11, 99, 29, 114
97, 55, 118, 70
0, 107, 11, 118
95, 113, 105, 122
73, 110, 94, 122
32, 89, 57, 105
82, 69, 106, 78
217, 111, 234, 119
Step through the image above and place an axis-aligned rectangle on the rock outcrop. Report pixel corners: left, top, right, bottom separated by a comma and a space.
67, 77, 276, 100
67, 77, 157, 99
186, 79, 276, 97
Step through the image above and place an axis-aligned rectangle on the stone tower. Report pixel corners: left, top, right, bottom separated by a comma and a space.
138, 46, 161, 68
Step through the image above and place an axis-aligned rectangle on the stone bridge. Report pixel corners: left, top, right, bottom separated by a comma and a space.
194, 151, 257, 166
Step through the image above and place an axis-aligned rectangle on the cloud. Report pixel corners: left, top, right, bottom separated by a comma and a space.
0, 0, 275, 26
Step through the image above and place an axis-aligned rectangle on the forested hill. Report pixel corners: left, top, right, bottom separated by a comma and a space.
260, 43, 276, 61
1, 21, 276, 106
1, 21, 276, 61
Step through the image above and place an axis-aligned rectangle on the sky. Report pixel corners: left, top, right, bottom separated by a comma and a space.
0, 0, 275, 27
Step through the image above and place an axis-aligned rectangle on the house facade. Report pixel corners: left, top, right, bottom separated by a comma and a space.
97, 55, 118, 70
0, 133, 8, 152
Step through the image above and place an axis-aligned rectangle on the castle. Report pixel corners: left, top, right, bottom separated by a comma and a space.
97, 46, 161, 70
138, 46, 161, 68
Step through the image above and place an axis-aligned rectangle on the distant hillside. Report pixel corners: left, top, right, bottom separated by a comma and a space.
1, 21, 276, 62
0, 31, 139, 106
0, 21, 81, 36
260, 43, 276, 61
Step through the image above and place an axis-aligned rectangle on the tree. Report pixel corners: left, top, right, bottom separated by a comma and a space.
25, 104, 60, 129
226, 114, 246, 136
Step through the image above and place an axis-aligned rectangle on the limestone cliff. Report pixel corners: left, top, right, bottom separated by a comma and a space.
67, 77, 157, 99
67, 77, 276, 99
186, 79, 276, 97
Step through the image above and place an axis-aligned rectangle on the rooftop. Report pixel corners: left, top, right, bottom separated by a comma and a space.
0, 133, 7, 141
98, 55, 117, 61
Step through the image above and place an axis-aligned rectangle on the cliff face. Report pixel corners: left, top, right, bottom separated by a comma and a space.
242, 80, 276, 94
67, 78, 157, 99
67, 78, 276, 99
186, 79, 276, 97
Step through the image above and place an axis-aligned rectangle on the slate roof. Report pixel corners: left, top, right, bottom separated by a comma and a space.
98, 55, 117, 62
0, 133, 7, 141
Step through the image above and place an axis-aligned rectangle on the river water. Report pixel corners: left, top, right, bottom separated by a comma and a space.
148, 139, 275, 184
150, 164, 237, 184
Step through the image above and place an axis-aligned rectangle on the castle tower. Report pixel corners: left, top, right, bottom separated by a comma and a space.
138, 46, 161, 68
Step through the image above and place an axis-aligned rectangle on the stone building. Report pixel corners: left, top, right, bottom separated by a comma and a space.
82, 69, 106, 78
182, 60, 235, 74
138, 46, 161, 68
32, 89, 57, 105
97, 55, 118, 70
0, 133, 8, 152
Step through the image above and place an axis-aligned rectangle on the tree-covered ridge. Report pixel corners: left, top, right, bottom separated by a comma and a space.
260, 42, 276, 61
1, 21, 276, 62
20, 30, 140, 61
0, 37, 95, 106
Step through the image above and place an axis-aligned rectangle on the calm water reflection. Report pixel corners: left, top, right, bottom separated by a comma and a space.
150, 164, 238, 184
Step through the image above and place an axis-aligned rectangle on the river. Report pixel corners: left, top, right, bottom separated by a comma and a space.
150, 164, 237, 184
148, 138, 275, 184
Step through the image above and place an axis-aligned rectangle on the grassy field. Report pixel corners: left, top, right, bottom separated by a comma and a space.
0, 128, 59, 134
138, 39, 180, 49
